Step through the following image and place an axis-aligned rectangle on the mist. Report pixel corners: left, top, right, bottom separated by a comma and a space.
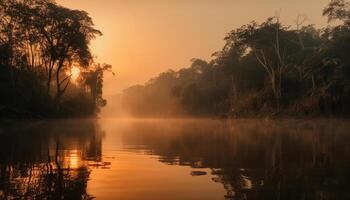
101, 70, 187, 118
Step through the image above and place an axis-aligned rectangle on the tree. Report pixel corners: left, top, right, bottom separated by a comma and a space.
0, 0, 109, 117
83, 64, 114, 112
323, 0, 350, 23
224, 17, 299, 110
119, 0, 350, 117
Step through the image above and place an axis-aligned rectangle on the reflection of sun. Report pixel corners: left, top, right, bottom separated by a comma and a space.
71, 66, 80, 82
67, 150, 81, 169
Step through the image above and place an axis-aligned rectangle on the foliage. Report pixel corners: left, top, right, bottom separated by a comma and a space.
0, 0, 110, 118
121, 0, 350, 117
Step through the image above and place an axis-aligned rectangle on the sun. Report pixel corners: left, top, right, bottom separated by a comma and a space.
71, 66, 81, 82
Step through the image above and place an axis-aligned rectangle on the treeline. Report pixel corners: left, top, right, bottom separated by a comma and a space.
121, 0, 350, 117
0, 0, 111, 118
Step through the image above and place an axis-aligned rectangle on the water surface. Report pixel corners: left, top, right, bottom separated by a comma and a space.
0, 119, 349, 200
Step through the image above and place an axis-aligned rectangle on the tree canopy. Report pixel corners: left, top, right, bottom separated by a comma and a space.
0, 0, 111, 118
121, 0, 350, 117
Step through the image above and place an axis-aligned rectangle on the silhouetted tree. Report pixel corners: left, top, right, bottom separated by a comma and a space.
0, 0, 110, 118
120, 0, 350, 117
83, 63, 114, 112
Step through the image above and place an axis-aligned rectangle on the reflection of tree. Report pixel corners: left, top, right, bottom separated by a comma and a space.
122, 120, 350, 200
0, 120, 104, 199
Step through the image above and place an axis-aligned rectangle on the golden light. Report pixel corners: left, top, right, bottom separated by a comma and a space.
71, 66, 81, 82
64, 149, 81, 169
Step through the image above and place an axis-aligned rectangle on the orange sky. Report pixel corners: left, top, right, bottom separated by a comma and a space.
57, 0, 329, 95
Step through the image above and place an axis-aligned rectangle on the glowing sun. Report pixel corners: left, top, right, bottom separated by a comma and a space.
71, 66, 81, 81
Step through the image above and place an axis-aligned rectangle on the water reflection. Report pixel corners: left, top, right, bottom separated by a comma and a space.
0, 120, 104, 199
120, 119, 350, 200
1, 119, 350, 200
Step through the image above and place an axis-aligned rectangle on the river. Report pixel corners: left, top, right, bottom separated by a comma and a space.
0, 118, 349, 200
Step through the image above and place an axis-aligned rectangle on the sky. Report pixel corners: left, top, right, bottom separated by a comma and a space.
57, 0, 330, 95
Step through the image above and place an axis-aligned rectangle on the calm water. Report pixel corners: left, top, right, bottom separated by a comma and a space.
0, 119, 350, 200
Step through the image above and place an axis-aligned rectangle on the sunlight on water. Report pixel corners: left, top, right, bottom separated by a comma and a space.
0, 118, 350, 200
65, 150, 81, 169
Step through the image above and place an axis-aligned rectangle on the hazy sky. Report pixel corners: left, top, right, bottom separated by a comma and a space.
57, 0, 329, 95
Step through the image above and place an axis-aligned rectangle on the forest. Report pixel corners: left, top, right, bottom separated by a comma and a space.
0, 0, 111, 118
121, 0, 350, 117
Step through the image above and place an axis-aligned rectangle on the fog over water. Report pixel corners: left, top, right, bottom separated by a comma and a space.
1, 118, 349, 199
1, 1, 350, 199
